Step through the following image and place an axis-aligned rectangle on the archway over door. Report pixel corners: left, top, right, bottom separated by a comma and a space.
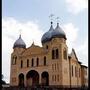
41, 71, 49, 86
26, 70, 39, 86
18, 73, 24, 87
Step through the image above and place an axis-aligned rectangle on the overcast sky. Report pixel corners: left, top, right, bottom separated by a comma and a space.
2, 0, 88, 83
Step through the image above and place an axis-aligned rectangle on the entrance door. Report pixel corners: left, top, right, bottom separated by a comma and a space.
26, 70, 39, 86
41, 71, 49, 86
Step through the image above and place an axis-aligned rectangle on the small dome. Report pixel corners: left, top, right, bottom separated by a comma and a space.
13, 35, 26, 49
41, 22, 54, 43
51, 23, 66, 39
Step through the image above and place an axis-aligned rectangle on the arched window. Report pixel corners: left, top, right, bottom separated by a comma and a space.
56, 49, 59, 59
21, 60, 23, 68
36, 58, 39, 66
52, 48, 59, 59
31, 58, 34, 67
12, 56, 17, 65
44, 56, 46, 66
63, 49, 67, 60
15, 56, 17, 64
27, 59, 29, 67
18, 73, 24, 86
52, 50, 55, 59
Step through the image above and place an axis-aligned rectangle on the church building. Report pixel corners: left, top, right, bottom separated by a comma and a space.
10, 21, 88, 87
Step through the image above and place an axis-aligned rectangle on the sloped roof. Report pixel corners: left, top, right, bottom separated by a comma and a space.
21, 43, 46, 56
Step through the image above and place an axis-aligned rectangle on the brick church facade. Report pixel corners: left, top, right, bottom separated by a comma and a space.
10, 21, 88, 87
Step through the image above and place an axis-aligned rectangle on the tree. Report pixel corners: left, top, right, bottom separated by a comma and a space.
1, 74, 6, 84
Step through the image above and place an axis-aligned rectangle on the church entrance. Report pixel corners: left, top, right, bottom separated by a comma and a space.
41, 72, 49, 86
26, 70, 39, 86
18, 73, 24, 87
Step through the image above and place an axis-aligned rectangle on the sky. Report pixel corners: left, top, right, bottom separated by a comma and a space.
2, 0, 88, 83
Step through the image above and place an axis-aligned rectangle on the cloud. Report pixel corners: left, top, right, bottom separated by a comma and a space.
75, 36, 88, 66
62, 23, 88, 66
62, 23, 79, 53
2, 17, 44, 83
66, 0, 88, 14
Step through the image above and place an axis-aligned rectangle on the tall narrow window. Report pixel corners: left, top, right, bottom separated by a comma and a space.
75, 66, 77, 77
57, 75, 59, 81
79, 68, 80, 77
36, 58, 39, 66
15, 56, 17, 64
52, 75, 54, 81
52, 50, 55, 59
64, 50, 67, 60
56, 49, 59, 59
12, 56, 17, 65
31, 58, 34, 67
27, 59, 29, 67
44, 56, 46, 66
72, 65, 73, 77
46, 45, 48, 49
21, 60, 23, 68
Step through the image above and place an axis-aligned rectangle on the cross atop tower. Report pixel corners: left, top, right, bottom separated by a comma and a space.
56, 17, 60, 23
49, 14, 54, 24
19, 29, 22, 35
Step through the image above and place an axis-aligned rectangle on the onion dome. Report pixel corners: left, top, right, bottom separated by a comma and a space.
51, 23, 66, 39
13, 35, 26, 49
41, 22, 54, 43
41, 22, 67, 44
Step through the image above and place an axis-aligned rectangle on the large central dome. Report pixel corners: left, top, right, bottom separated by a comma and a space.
41, 22, 66, 44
